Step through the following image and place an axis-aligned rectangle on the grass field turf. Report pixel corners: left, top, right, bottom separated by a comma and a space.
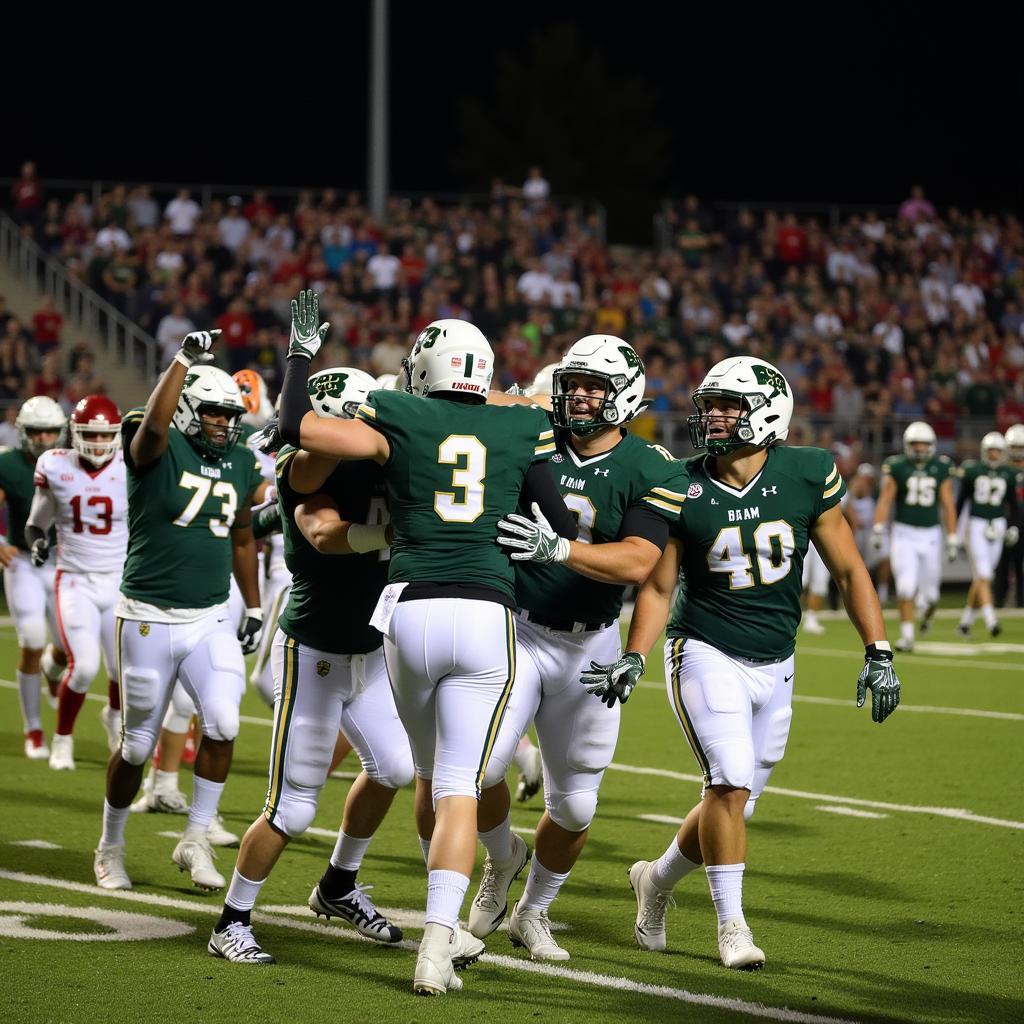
1, 608, 1022, 1024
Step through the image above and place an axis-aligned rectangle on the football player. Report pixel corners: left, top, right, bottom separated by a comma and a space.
0, 396, 68, 758
93, 330, 265, 893
466, 337, 688, 963
26, 395, 126, 770
847, 463, 889, 599
956, 432, 1019, 637
587, 356, 899, 970
994, 424, 1024, 608
872, 422, 958, 652
276, 292, 576, 995
209, 366, 412, 965
800, 542, 831, 634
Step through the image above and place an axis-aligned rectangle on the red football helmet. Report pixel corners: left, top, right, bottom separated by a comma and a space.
70, 394, 122, 466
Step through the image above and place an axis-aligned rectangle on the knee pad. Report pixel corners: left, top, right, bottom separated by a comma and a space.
480, 750, 513, 791
198, 635, 245, 741
17, 618, 47, 652
546, 788, 598, 834
368, 745, 415, 790
122, 668, 162, 715
162, 683, 195, 734
759, 707, 792, 768
265, 791, 319, 838
120, 726, 158, 766
284, 719, 335, 790
743, 796, 759, 822
203, 702, 240, 743
709, 741, 755, 791
66, 653, 102, 695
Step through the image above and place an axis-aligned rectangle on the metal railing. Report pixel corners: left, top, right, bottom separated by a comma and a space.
0, 213, 159, 380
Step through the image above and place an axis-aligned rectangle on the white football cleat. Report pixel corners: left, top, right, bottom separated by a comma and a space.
451, 926, 484, 968
24, 730, 49, 760
628, 860, 676, 952
208, 922, 276, 964
413, 923, 463, 996
468, 833, 530, 938
508, 901, 570, 961
718, 918, 765, 970
130, 780, 190, 814
207, 814, 239, 847
172, 835, 225, 891
99, 705, 121, 753
94, 845, 132, 890
48, 734, 75, 771
516, 746, 543, 802
802, 618, 826, 635
895, 637, 914, 653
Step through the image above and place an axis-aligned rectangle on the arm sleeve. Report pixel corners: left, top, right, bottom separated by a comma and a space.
619, 504, 670, 551
522, 461, 578, 540
279, 356, 312, 446
26, 487, 58, 542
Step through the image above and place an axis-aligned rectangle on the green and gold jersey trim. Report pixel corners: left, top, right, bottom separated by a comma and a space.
642, 484, 687, 516
474, 608, 517, 796
822, 462, 843, 500
264, 634, 300, 824
356, 402, 376, 420
534, 427, 556, 457
114, 617, 127, 746
666, 638, 711, 786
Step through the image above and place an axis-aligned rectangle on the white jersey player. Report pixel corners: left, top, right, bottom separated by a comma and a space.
27, 395, 127, 770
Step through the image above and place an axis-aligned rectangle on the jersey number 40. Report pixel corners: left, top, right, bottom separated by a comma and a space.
707, 521, 795, 589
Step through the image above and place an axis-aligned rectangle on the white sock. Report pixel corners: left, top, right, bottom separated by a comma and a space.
418, 836, 431, 866
960, 607, 976, 627
100, 800, 130, 848
513, 736, 536, 773
519, 853, 570, 913
981, 603, 997, 628
425, 869, 469, 929
877, 583, 889, 603
649, 838, 702, 890
17, 671, 42, 733
706, 863, 745, 926
154, 769, 180, 793
804, 611, 819, 627
900, 621, 914, 642
478, 814, 516, 863
330, 829, 372, 872
224, 868, 265, 912
185, 776, 224, 836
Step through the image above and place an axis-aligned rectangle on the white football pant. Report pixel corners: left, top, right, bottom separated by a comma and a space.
55, 570, 119, 694
3, 551, 59, 651
801, 542, 830, 597
966, 516, 1006, 582
890, 522, 942, 604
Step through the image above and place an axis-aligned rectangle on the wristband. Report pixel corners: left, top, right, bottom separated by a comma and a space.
174, 350, 196, 369
865, 641, 892, 661
244, 607, 262, 620
347, 523, 389, 553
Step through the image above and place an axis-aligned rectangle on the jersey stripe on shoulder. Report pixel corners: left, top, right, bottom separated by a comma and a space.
534, 441, 557, 456
356, 402, 376, 420
823, 475, 844, 500
642, 494, 684, 515
650, 485, 687, 503
824, 464, 839, 486
275, 449, 297, 474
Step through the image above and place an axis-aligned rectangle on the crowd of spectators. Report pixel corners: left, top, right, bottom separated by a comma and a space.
6, 160, 1024, 461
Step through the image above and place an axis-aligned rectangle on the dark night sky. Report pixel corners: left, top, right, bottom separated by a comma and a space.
9, 4, 1023, 241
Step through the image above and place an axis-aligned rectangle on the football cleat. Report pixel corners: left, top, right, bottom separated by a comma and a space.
802, 618, 826, 635
94, 844, 132, 890
24, 730, 49, 760
451, 926, 485, 968
130, 779, 190, 814
99, 705, 121, 754
956, 623, 972, 639
508, 901, 570, 961
172, 835, 225, 891
895, 637, 914, 653
48, 734, 75, 771
628, 860, 676, 952
516, 746, 543, 802
718, 918, 765, 970
413, 923, 462, 996
989, 622, 1003, 638
468, 833, 530, 938
207, 814, 240, 847
208, 922, 276, 965
919, 613, 935, 636
308, 882, 403, 943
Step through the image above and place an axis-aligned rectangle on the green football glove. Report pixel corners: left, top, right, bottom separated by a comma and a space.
856, 642, 901, 724
288, 289, 330, 360
497, 502, 570, 564
579, 652, 645, 708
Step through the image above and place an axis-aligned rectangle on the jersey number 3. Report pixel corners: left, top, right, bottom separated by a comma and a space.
435, 435, 486, 523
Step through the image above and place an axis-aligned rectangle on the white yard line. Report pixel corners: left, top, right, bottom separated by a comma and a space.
814, 806, 889, 820
789, 694, 1024, 721
0, 868, 860, 1024
796, 647, 1023, 671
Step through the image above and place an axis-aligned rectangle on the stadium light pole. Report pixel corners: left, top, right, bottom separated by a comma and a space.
368, 0, 389, 222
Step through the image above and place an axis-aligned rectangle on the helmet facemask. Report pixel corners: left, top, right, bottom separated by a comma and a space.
72, 425, 121, 467
551, 370, 627, 436
184, 400, 243, 459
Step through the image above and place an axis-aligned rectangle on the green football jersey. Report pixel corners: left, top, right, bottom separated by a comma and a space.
0, 448, 56, 551
957, 461, 1017, 521
668, 446, 846, 661
120, 410, 264, 609
356, 390, 555, 600
516, 431, 689, 623
275, 446, 388, 655
882, 454, 952, 528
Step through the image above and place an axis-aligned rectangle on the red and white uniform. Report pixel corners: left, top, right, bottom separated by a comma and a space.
30, 449, 128, 695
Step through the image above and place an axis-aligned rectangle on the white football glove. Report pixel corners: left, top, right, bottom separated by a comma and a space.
945, 533, 960, 562
174, 329, 221, 368
288, 289, 330, 361
1005, 525, 1020, 548
497, 502, 571, 564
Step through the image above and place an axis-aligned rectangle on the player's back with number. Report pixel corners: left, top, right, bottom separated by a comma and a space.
356, 388, 553, 598
958, 459, 1015, 520
884, 453, 952, 527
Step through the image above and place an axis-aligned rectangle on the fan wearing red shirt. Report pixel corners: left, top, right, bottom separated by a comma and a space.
32, 297, 63, 352
777, 214, 808, 266
215, 299, 257, 373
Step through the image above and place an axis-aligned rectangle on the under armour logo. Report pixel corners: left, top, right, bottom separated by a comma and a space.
711, 498, 719, 505
762, 486, 778, 496
594, 468, 609, 476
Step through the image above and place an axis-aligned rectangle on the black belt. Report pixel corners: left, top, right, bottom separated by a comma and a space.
519, 610, 615, 634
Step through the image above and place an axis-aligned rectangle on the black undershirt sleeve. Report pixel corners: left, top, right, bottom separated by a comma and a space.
279, 356, 312, 446
522, 461, 579, 540
619, 504, 670, 551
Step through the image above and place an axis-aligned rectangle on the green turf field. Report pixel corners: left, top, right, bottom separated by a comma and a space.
1, 609, 1022, 1024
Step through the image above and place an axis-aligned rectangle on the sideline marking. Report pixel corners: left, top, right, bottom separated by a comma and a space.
0, 869, 860, 1024
0, 900, 193, 941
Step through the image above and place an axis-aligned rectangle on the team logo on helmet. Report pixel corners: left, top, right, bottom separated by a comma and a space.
316, 661, 330, 677
308, 372, 348, 400
751, 364, 788, 397
138, 623, 150, 637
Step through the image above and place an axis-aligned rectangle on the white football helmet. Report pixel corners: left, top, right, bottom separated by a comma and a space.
902, 421, 936, 465
172, 365, 245, 459
980, 430, 1007, 467
688, 356, 793, 454
402, 320, 493, 401
525, 362, 558, 398
16, 395, 67, 457
308, 367, 378, 419
233, 369, 274, 428
551, 337, 646, 436
374, 372, 399, 392
1004, 423, 1024, 462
